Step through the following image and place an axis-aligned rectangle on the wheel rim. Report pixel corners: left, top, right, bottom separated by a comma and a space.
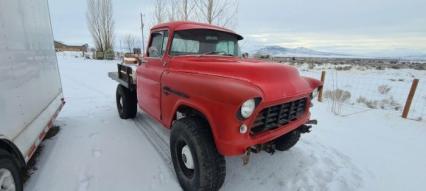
117, 95, 123, 113
176, 140, 195, 178
119, 97, 124, 108
181, 145, 194, 169
0, 168, 16, 191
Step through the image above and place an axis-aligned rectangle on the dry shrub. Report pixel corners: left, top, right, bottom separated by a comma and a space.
377, 85, 391, 95
357, 96, 378, 109
375, 66, 385, 70
324, 89, 351, 114
324, 89, 351, 102
356, 96, 401, 110
390, 65, 401, 69
335, 65, 352, 71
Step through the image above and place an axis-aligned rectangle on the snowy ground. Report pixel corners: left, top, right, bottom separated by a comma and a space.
25, 53, 426, 191
298, 63, 426, 119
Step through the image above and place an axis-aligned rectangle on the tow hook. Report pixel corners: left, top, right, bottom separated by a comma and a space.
298, 125, 312, 133
242, 150, 251, 165
242, 143, 277, 165
299, 119, 318, 134
306, 119, 318, 125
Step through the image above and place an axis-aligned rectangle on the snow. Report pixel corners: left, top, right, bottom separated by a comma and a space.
298, 63, 426, 119
25, 52, 426, 191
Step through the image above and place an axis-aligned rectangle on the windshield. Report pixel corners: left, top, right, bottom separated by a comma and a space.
170, 29, 240, 56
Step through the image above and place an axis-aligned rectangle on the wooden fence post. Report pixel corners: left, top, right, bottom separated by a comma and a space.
402, 79, 419, 118
318, 71, 326, 102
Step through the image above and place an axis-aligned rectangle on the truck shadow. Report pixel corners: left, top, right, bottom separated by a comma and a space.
223, 140, 364, 191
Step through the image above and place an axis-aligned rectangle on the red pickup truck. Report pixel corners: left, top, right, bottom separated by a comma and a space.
110, 21, 322, 191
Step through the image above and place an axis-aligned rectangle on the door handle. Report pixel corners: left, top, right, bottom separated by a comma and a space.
163, 86, 171, 95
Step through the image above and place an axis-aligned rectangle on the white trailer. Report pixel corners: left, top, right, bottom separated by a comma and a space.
0, 0, 64, 190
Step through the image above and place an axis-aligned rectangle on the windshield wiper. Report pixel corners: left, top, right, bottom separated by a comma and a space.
201, 51, 234, 56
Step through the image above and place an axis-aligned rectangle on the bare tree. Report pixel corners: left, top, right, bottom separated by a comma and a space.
178, 0, 196, 21
195, 0, 238, 27
163, 0, 196, 23
153, 0, 237, 26
87, 0, 115, 52
167, 0, 178, 21
154, 0, 167, 24
87, 0, 103, 51
124, 34, 137, 53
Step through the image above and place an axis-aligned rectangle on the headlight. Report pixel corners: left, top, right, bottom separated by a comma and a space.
240, 99, 256, 118
311, 88, 319, 98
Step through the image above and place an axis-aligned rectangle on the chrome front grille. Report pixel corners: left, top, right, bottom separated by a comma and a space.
251, 98, 307, 134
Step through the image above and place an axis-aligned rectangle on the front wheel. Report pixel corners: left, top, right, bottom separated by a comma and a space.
170, 117, 226, 191
0, 150, 23, 191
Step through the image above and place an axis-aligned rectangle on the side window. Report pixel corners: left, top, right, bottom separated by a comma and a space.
148, 31, 169, 57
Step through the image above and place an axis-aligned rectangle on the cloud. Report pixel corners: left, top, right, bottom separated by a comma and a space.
243, 31, 426, 55
49, 0, 426, 55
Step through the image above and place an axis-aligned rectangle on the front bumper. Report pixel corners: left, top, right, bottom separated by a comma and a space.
215, 112, 310, 156
213, 95, 312, 156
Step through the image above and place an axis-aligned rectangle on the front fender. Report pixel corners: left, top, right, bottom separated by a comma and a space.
303, 76, 323, 89
161, 72, 263, 153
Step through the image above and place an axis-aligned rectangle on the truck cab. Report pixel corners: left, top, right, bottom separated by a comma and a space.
111, 21, 322, 191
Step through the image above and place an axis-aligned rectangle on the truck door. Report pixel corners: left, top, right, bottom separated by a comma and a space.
136, 30, 169, 121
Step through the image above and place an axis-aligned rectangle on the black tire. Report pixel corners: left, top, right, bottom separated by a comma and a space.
116, 84, 137, 119
0, 149, 23, 191
170, 117, 226, 191
274, 130, 301, 151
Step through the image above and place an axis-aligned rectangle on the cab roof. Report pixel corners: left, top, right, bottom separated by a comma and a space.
151, 21, 243, 40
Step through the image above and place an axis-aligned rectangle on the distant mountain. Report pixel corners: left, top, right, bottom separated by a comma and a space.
400, 54, 426, 61
254, 46, 350, 58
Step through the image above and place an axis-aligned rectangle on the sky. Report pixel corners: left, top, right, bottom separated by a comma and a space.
48, 0, 426, 56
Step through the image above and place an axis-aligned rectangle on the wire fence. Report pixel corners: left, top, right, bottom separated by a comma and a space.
299, 66, 426, 120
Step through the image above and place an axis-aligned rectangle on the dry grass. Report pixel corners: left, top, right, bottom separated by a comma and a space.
324, 89, 351, 114
356, 96, 401, 110
377, 85, 391, 95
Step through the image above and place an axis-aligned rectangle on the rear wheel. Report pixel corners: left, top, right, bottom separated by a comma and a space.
116, 84, 137, 119
170, 117, 226, 191
274, 130, 301, 151
0, 150, 23, 191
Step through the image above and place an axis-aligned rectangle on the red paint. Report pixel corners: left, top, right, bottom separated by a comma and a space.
137, 22, 322, 156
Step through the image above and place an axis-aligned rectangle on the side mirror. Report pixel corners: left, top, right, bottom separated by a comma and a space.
242, 52, 249, 58
148, 47, 159, 57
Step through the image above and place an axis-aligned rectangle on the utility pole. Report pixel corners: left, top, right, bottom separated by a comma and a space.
140, 13, 145, 56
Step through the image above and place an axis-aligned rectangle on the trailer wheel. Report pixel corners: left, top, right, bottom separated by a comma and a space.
0, 149, 23, 191
274, 130, 301, 151
116, 84, 137, 119
170, 117, 225, 191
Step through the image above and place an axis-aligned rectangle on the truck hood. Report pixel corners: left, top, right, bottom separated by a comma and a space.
170, 56, 314, 101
